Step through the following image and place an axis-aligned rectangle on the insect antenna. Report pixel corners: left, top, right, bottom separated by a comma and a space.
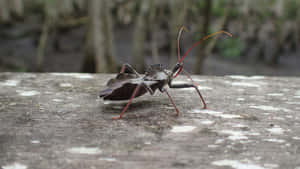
177, 26, 189, 61
179, 30, 232, 63
174, 30, 232, 78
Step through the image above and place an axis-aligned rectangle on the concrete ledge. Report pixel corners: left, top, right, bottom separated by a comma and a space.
0, 73, 300, 169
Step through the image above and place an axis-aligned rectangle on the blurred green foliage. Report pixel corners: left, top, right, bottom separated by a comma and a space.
217, 38, 245, 59
284, 0, 300, 20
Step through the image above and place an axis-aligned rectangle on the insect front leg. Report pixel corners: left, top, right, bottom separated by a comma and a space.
168, 82, 207, 109
120, 64, 140, 76
161, 88, 180, 116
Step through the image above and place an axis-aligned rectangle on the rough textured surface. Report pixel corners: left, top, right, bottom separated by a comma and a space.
0, 73, 300, 169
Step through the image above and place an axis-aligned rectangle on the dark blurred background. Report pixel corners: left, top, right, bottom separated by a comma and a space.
0, 0, 299, 76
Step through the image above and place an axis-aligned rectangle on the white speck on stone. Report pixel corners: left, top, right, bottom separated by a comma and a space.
267, 93, 283, 96
250, 105, 291, 112
267, 126, 284, 135
263, 139, 285, 143
220, 114, 242, 119
17, 90, 40, 97
282, 88, 290, 92
237, 98, 245, 101
212, 160, 266, 169
0, 80, 20, 86
227, 75, 265, 80
190, 109, 241, 119
170, 126, 196, 133
292, 136, 300, 140
59, 83, 72, 87
2, 163, 27, 169
53, 99, 63, 102
232, 82, 260, 88
251, 105, 280, 111
220, 130, 248, 140
232, 124, 247, 128
286, 102, 300, 105
51, 73, 93, 79
191, 109, 222, 115
67, 147, 102, 155
263, 163, 279, 169
208, 144, 219, 148
98, 157, 117, 162
144, 141, 151, 145
31, 140, 40, 144
200, 120, 214, 125
215, 139, 224, 144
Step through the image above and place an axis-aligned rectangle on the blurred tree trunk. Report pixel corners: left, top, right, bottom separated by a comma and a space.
9, 0, 24, 18
194, 0, 212, 74
101, 0, 117, 72
74, 0, 86, 12
297, 9, 300, 54
149, 0, 159, 64
36, 1, 57, 72
58, 0, 74, 17
0, 0, 11, 23
133, 0, 150, 72
169, 0, 189, 66
270, 0, 284, 65
83, 0, 115, 73
205, 0, 233, 56
83, 0, 107, 73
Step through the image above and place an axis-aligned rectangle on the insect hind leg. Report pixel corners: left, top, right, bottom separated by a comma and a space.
120, 64, 140, 76
112, 84, 142, 120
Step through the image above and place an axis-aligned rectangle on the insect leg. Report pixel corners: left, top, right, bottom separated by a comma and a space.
120, 64, 140, 76
169, 82, 207, 109
141, 83, 154, 95
161, 88, 180, 116
112, 84, 142, 120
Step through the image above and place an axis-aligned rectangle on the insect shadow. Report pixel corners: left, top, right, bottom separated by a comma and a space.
102, 100, 162, 115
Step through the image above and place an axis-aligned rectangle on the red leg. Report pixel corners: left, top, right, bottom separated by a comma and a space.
162, 89, 180, 116
120, 64, 139, 76
112, 85, 142, 120
192, 85, 207, 109
120, 65, 126, 73
182, 69, 207, 109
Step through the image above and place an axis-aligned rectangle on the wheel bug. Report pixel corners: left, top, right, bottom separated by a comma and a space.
100, 26, 232, 120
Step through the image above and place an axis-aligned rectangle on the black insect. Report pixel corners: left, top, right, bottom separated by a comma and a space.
99, 27, 232, 120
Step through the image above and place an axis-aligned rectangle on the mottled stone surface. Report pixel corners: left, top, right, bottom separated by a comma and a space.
0, 73, 300, 169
